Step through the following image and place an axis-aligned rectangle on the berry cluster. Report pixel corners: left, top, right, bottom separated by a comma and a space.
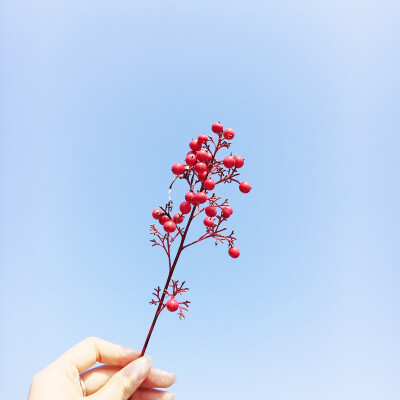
141, 122, 251, 356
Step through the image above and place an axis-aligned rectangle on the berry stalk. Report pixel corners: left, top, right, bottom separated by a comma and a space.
141, 199, 198, 356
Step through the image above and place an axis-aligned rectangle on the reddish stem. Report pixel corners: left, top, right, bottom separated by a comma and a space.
140, 202, 198, 356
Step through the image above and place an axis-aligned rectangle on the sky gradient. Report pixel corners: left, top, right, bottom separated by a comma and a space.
1, 1, 400, 399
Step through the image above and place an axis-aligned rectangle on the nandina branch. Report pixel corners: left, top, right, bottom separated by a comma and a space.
143, 122, 251, 356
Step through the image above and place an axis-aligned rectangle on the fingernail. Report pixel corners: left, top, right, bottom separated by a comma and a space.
124, 355, 152, 381
164, 393, 175, 400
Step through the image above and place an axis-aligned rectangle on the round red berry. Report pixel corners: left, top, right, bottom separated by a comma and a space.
194, 192, 207, 204
173, 213, 184, 224
180, 201, 192, 214
223, 128, 235, 140
198, 133, 208, 143
185, 153, 197, 166
234, 156, 244, 168
189, 139, 201, 151
212, 122, 223, 134
152, 208, 163, 220
239, 181, 252, 193
164, 220, 177, 233
159, 215, 170, 225
204, 217, 215, 227
166, 298, 179, 312
185, 192, 195, 204
198, 171, 208, 182
196, 149, 209, 162
194, 162, 207, 174
224, 205, 233, 214
221, 207, 232, 218
204, 178, 216, 191
223, 156, 235, 169
171, 163, 185, 175
205, 206, 217, 217
228, 246, 240, 258
207, 152, 213, 162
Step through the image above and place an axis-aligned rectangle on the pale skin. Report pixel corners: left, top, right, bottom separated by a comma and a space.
28, 337, 175, 400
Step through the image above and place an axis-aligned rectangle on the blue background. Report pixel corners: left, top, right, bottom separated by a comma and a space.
1, 1, 399, 399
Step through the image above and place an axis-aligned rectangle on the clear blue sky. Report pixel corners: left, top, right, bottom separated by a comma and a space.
1, 1, 399, 399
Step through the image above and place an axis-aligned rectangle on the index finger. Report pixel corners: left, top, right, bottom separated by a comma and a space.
59, 337, 140, 373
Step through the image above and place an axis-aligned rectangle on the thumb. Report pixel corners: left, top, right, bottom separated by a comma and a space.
90, 355, 152, 400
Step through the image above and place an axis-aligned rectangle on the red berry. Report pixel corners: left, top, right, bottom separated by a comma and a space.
234, 156, 244, 168
198, 171, 208, 182
239, 181, 252, 193
212, 122, 223, 134
198, 133, 208, 143
207, 152, 213, 162
185, 153, 197, 166
152, 208, 163, 220
204, 178, 216, 191
171, 163, 185, 175
185, 192, 195, 204
221, 207, 232, 218
225, 205, 233, 214
196, 149, 209, 162
204, 217, 215, 227
223, 156, 235, 169
228, 246, 240, 258
205, 206, 217, 217
164, 220, 177, 233
195, 162, 207, 174
194, 192, 207, 204
180, 201, 192, 214
173, 213, 184, 224
159, 215, 170, 225
166, 298, 179, 312
189, 139, 202, 151
223, 128, 235, 140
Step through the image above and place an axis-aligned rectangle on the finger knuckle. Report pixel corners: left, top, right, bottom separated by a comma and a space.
83, 336, 99, 345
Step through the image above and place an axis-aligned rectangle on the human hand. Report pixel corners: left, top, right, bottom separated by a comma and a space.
28, 337, 175, 400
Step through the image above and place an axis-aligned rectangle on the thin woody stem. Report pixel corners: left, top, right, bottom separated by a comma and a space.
166, 234, 171, 270
182, 227, 227, 249
140, 197, 199, 356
